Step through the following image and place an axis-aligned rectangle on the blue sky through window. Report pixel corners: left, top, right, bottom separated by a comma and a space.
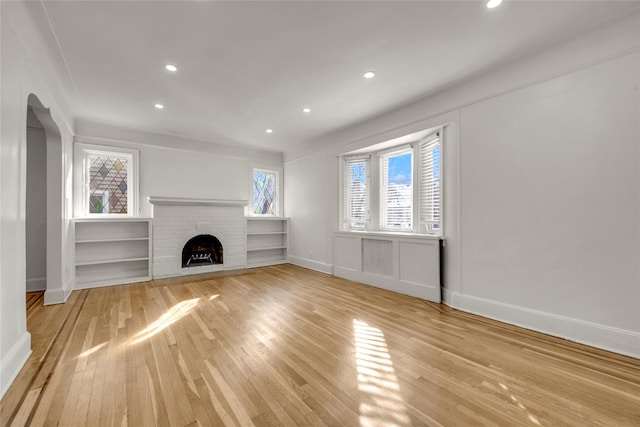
388, 152, 412, 185
351, 163, 366, 183
433, 147, 440, 180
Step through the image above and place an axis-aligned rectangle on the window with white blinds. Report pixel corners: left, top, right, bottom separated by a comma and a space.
341, 127, 443, 235
344, 156, 370, 229
420, 133, 441, 233
380, 148, 413, 230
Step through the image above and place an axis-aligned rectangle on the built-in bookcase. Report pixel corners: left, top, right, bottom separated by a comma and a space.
74, 218, 152, 288
246, 217, 288, 268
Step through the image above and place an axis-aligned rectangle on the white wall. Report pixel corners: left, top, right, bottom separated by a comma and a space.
1, 2, 76, 398
74, 122, 283, 219
137, 148, 249, 217
284, 148, 334, 273
452, 52, 639, 354
284, 13, 640, 357
26, 114, 47, 291
459, 53, 639, 331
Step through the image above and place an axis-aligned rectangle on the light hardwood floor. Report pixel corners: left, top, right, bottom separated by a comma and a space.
2, 265, 639, 426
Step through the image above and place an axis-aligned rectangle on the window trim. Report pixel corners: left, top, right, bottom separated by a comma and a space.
340, 127, 443, 236
74, 142, 139, 218
249, 165, 283, 217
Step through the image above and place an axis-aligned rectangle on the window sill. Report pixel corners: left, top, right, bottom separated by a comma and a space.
246, 216, 288, 220
73, 217, 152, 222
335, 230, 442, 240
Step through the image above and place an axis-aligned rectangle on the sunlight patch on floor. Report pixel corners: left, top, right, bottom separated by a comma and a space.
78, 341, 108, 359
353, 319, 411, 427
498, 382, 542, 425
129, 297, 200, 345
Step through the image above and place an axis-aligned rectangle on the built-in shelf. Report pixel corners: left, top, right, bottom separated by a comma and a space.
246, 217, 288, 268
74, 218, 152, 288
75, 257, 150, 266
247, 232, 286, 236
76, 237, 149, 244
247, 246, 287, 252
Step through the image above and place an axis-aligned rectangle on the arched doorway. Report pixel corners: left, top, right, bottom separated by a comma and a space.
25, 106, 47, 295
25, 94, 63, 305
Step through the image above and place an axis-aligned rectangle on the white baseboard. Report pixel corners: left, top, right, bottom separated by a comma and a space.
26, 277, 46, 291
443, 289, 640, 359
44, 285, 71, 305
287, 256, 333, 275
335, 266, 441, 303
0, 332, 32, 400
75, 275, 150, 290
247, 260, 288, 269
442, 287, 457, 306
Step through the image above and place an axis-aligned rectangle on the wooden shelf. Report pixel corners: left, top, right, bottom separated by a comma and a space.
246, 217, 288, 267
76, 237, 149, 244
74, 219, 152, 288
75, 257, 149, 266
247, 232, 286, 236
247, 246, 287, 252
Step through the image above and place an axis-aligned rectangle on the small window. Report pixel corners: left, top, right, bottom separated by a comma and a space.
251, 168, 280, 216
344, 156, 370, 229
75, 143, 139, 217
420, 134, 441, 233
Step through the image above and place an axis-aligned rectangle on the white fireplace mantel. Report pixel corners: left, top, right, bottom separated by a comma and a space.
147, 196, 248, 207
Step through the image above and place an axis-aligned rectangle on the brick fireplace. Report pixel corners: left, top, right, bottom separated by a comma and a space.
148, 197, 248, 278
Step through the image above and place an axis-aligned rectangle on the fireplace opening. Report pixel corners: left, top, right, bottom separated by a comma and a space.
182, 234, 223, 268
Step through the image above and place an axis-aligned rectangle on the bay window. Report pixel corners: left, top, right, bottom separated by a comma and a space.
341, 129, 442, 235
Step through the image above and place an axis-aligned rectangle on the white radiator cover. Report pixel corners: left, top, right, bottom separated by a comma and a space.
333, 231, 441, 302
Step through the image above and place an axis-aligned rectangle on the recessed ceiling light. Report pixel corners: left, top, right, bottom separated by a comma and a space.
363, 71, 376, 79
265, 129, 273, 133
164, 64, 177, 72
302, 107, 311, 113
154, 103, 164, 110
487, 0, 502, 8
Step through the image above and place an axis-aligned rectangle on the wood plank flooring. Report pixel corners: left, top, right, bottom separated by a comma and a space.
2, 265, 639, 426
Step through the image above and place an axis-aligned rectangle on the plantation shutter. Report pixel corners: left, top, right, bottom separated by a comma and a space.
420, 132, 442, 233
380, 148, 413, 230
344, 156, 370, 229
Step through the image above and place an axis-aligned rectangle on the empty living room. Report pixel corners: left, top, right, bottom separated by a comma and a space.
1, 1, 639, 426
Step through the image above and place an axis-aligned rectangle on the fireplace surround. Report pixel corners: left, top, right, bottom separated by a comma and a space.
148, 197, 247, 278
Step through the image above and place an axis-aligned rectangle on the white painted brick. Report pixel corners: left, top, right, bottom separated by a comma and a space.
152, 204, 247, 278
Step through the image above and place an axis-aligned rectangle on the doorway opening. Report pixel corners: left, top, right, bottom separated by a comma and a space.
25, 94, 64, 307
26, 106, 47, 298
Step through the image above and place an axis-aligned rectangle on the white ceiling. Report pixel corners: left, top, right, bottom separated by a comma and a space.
32, 1, 637, 153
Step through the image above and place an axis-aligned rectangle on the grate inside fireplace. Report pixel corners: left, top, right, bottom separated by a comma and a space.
182, 234, 223, 268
